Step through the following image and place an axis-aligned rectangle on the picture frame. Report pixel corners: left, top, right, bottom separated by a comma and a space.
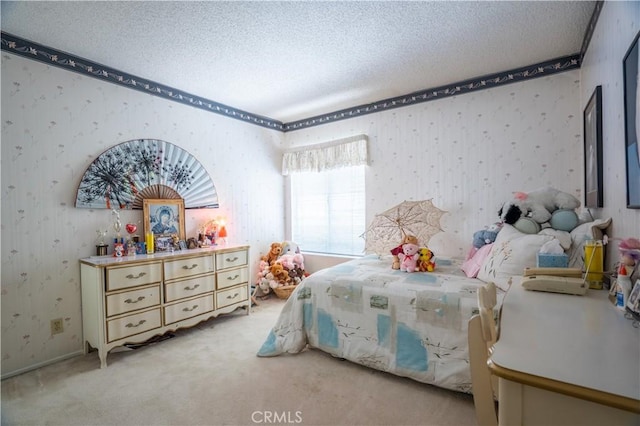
626, 279, 640, 318
584, 85, 603, 208
623, 30, 640, 209
143, 198, 186, 239
178, 240, 188, 250
154, 235, 174, 252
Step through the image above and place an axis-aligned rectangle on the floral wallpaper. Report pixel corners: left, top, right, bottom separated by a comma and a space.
1, 52, 285, 377
285, 71, 584, 260
2, 0, 638, 378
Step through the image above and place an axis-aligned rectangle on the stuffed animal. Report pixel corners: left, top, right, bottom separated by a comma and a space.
472, 222, 503, 248
417, 247, 436, 272
398, 242, 420, 273
390, 235, 419, 269
280, 241, 301, 257
498, 187, 580, 225
279, 253, 305, 271
269, 262, 291, 287
262, 242, 282, 265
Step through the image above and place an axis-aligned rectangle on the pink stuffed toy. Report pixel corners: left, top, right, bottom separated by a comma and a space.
278, 253, 305, 270
398, 243, 420, 273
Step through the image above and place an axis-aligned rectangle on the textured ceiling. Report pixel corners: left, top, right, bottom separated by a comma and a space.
1, 1, 596, 123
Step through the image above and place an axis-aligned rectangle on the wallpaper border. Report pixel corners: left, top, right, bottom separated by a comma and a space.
283, 55, 580, 131
2, 31, 579, 133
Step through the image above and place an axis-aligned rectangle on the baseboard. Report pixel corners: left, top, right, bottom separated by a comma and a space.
1, 350, 84, 380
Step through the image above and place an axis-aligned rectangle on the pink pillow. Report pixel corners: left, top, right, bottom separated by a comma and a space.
461, 243, 494, 278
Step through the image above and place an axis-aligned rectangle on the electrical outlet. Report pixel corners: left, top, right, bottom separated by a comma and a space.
51, 318, 64, 335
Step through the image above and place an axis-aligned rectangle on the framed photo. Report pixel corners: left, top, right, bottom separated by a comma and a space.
623, 30, 640, 208
154, 235, 174, 252
178, 240, 188, 250
143, 198, 186, 239
584, 85, 603, 208
626, 279, 640, 318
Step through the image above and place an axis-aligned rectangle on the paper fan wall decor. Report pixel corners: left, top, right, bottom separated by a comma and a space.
75, 139, 219, 209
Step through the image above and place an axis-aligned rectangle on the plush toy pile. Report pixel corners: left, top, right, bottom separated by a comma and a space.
389, 235, 437, 273
255, 241, 308, 296
497, 187, 581, 231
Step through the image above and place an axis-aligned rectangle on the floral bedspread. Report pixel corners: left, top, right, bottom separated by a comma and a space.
257, 255, 507, 393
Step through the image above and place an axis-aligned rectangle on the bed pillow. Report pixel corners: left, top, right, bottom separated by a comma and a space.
477, 224, 555, 288
567, 218, 612, 269
461, 243, 494, 278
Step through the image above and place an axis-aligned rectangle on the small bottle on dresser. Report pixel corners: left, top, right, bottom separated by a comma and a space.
616, 265, 632, 310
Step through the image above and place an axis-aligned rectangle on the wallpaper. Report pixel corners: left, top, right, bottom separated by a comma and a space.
1, 53, 285, 377
579, 1, 640, 261
2, 0, 638, 378
285, 71, 584, 260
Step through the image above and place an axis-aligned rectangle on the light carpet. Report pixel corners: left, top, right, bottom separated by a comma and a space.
1, 296, 476, 426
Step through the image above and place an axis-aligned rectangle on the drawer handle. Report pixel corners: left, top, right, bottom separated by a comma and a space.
125, 272, 147, 279
125, 319, 147, 328
182, 264, 199, 270
182, 304, 199, 312
225, 256, 239, 263
226, 274, 239, 281
124, 296, 146, 304
184, 284, 200, 291
226, 293, 240, 300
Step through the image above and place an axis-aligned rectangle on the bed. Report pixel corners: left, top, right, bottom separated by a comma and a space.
257, 219, 611, 393
257, 254, 509, 393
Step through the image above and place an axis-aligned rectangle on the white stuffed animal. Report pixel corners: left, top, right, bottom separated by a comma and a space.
499, 187, 580, 225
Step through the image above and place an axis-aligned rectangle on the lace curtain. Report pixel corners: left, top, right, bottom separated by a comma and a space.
282, 134, 368, 175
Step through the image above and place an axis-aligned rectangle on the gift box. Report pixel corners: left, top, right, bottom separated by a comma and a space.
536, 253, 569, 268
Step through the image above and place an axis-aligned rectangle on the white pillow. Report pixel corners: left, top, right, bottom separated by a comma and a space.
478, 224, 555, 288
567, 218, 612, 269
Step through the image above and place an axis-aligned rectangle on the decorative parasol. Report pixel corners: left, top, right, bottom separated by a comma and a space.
362, 199, 446, 255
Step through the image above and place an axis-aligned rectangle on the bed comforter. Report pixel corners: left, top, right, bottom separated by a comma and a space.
257, 255, 507, 393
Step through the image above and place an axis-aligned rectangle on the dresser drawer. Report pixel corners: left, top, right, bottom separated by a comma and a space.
106, 308, 162, 342
216, 249, 247, 270
106, 285, 161, 317
217, 267, 249, 290
106, 262, 162, 291
164, 294, 214, 325
164, 255, 215, 281
216, 285, 248, 309
165, 274, 215, 303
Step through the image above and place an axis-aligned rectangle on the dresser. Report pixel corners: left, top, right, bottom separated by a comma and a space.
489, 282, 640, 425
80, 245, 250, 368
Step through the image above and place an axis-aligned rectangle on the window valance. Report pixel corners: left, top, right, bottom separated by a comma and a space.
282, 134, 368, 175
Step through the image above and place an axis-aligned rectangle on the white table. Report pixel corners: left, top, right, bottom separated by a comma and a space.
489, 281, 640, 425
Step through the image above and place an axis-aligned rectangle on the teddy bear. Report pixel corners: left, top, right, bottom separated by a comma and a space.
269, 262, 291, 287
261, 242, 282, 266
417, 247, 436, 272
498, 187, 580, 225
390, 235, 419, 269
398, 242, 420, 272
472, 222, 503, 248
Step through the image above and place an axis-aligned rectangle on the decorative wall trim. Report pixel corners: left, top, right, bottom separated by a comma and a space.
283, 55, 580, 131
0, 32, 285, 131
2, 31, 580, 133
580, 1, 604, 62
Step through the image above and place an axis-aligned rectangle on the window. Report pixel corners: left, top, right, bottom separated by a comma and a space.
283, 135, 368, 256
290, 166, 365, 256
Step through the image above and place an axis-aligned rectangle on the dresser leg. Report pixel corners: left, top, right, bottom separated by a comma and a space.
99, 350, 108, 369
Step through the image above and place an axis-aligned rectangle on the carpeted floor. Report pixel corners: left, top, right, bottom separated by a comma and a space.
1, 296, 477, 426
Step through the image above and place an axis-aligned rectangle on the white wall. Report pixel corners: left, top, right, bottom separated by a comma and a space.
285, 71, 583, 260
1, 53, 286, 377
580, 1, 640, 268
